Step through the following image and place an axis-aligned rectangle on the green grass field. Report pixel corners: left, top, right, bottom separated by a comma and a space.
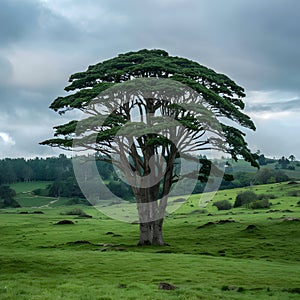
1, 181, 300, 299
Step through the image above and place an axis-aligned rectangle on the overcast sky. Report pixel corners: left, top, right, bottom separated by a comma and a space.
0, 0, 300, 159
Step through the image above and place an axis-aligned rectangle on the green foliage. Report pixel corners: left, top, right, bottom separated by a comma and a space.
257, 154, 267, 166
257, 194, 277, 200
42, 48, 259, 171
255, 168, 289, 185
48, 177, 83, 198
287, 190, 300, 197
65, 198, 91, 206
234, 190, 257, 208
107, 180, 134, 201
32, 188, 49, 197
0, 155, 72, 184
60, 208, 87, 216
278, 156, 290, 169
250, 199, 271, 209
213, 199, 232, 210
0, 185, 19, 208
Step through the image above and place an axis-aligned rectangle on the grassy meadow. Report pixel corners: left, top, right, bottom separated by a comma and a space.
0, 181, 300, 299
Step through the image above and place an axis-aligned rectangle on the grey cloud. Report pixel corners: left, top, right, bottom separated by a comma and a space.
0, 0, 40, 45
1, 0, 300, 158
0, 56, 13, 86
246, 99, 300, 113
78, 0, 300, 92
0, 0, 82, 49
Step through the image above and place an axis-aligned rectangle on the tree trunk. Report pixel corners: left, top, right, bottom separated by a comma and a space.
136, 195, 166, 245
138, 222, 153, 245
152, 218, 164, 245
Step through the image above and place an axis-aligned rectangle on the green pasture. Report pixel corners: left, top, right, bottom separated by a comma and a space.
0, 181, 300, 299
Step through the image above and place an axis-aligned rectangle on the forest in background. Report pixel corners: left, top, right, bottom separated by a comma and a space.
0, 154, 298, 206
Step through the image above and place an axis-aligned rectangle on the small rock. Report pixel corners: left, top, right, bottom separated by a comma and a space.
197, 221, 215, 229
243, 224, 258, 231
158, 282, 177, 290
55, 220, 74, 225
67, 240, 91, 245
222, 285, 245, 292
283, 217, 300, 222
115, 247, 127, 251
78, 214, 92, 218
217, 219, 235, 224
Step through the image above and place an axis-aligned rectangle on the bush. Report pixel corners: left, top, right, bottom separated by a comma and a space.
0, 185, 19, 208
65, 198, 92, 206
257, 194, 277, 200
255, 168, 290, 184
234, 190, 257, 208
213, 200, 232, 211
32, 188, 49, 197
297, 201, 300, 207
250, 199, 270, 209
288, 190, 300, 197
61, 208, 86, 216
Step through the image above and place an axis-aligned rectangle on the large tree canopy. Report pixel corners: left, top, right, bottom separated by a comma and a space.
41, 49, 258, 245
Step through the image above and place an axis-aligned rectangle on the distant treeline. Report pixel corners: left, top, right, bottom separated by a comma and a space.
0, 155, 293, 202
0, 155, 116, 184
0, 155, 72, 184
0, 155, 133, 200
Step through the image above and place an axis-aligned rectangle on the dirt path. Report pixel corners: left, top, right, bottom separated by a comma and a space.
39, 198, 59, 208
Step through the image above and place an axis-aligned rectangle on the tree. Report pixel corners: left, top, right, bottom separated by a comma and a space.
255, 168, 289, 184
0, 185, 19, 208
41, 49, 258, 245
258, 154, 267, 166
234, 190, 257, 208
289, 155, 296, 162
213, 200, 232, 210
278, 156, 290, 169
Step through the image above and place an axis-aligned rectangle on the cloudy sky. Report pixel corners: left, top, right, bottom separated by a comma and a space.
0, 0, 300, 159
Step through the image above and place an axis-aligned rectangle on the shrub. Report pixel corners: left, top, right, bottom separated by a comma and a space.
0, 185, 19, 208
213, 200, 232, 211
61, 208, 86, 216
65, 198, 91, 206
288, 190, 299, 197
257, 194, 277, 200
61, 208, 92, 218
250, 199, 270, 209
234, 190, 257, 208
254, 168, 290, 184
297, 201, 300, 207
32, 188, 49, 197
